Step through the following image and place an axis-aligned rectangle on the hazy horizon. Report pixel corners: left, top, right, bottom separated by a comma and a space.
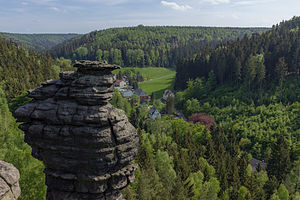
1, 24, 271, 35
1, 0, 299, 34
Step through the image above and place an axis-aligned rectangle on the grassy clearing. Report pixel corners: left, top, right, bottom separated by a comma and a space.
114, 67, 176, 98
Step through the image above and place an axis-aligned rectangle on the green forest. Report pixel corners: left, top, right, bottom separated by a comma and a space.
48, 26, 268, 68
108, 75, 300, 199
175, 16, 300, 93
0, 86, 46, 199
0, 38, 75, 98
0, 17, 299, 200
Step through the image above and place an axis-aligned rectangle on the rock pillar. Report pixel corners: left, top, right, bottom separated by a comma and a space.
13, 60, 139, 200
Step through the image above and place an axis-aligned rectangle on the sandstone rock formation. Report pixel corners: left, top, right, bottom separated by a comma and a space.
0, 160, 21, 200
13, 60, 139, 200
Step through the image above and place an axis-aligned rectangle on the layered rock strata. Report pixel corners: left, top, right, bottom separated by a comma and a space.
13, 60, 139, 200
0, 160, 21, 200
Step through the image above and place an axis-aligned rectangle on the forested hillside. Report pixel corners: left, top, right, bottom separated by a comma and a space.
0, 38, 73, 98
175, 16, 300, 94
163, 17, 300, 199
48, 26, 268, 68
109, 85, 300, 199
0, 33, 78, 52
0, 86, 46, 200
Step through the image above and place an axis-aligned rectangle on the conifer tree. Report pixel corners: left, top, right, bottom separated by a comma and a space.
284, 159, 300, 195
166, 95, 175, 115
244, 55, 257, 99
267, 135, 291, 183
275, 57, 288, 102
206, 70, 217, 91
254, 54, 266, 104
151, 92, 155, 104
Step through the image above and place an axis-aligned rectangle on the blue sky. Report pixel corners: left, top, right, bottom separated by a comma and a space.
0, 0, 299, 33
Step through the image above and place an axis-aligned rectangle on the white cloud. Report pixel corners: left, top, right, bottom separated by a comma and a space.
232, 14, 239, 19
28, 0, 55, 4
235, 0, 257, 5
21, 2, 28, 5
161, 1, 192, 11
234, 0, 275, 6
205, 0, 230, 5
73, 0, 131, 5
50, 7, 60, 12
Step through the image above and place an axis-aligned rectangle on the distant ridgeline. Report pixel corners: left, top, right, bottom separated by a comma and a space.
0, 32, 79, 52
175, 17, 300, 92
48, 26, 269, 68
0, 38, 59, 98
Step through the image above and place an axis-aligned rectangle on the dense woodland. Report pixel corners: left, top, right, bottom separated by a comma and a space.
0, 33, 78, 52
110, 80, 300, 199
175, 16, 300, 93
164, 17, 300, 199
48, 26, 268, 68
0, 17, 299, 200
108, 17, 300, 199
0, 38, 74, 98
0, 87, 46, 199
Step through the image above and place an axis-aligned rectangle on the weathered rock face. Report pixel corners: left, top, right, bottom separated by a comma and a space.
0, 161, 21, 200
13, 60, 139, 200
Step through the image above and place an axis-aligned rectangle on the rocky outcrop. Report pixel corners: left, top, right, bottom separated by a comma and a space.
13, 60, 139, 200
0, 161, 21, 200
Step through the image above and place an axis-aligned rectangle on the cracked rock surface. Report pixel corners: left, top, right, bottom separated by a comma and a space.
13, 60, 139, 200
0, 160, 21, 200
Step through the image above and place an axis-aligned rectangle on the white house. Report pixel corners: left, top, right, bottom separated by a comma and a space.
149, 106, 161, 120
121, 91, 134, 98
114, 80, 126, 89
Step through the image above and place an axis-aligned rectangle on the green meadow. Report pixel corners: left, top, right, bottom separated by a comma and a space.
114, 67, 176, 98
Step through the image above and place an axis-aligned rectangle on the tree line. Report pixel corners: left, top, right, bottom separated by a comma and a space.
0, 32, 78, 52
48, 26, 268, 68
